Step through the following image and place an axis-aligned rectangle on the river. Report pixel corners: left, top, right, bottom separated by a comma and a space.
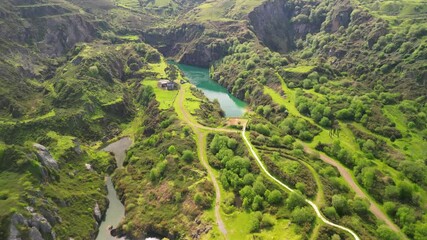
96, 137, 132, 240
176, 63, 247, 117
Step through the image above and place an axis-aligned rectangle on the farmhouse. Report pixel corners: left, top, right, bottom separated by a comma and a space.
157, 79, 177, 90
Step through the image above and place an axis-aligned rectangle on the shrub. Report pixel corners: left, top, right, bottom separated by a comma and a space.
377, 225, 400, 240
88, 65, 99, 77
267, 190, 283, 205
291, 206, 315, 225
181, 150, 195, 163
286, 191, 306, 210
261, 214, 276, 228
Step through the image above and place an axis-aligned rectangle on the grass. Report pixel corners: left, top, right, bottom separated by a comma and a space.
382, 105, 427, 160
0, 109, 56, 125
46, 131, 75, 160
118, 35, 140, 41
0, 172, 27, 217
187, 0, 267, 21
142, 79, 178, 110
222, 211, 300, 240
149, 61, 168, 78
283, 66, 315, 74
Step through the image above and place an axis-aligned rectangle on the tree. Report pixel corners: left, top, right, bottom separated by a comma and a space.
253, 180, 267, 195
324, 206, 339, 220
396, 206, 416, 225
319, 117, 331, 127
362, 139, 376, 153
227, 138, 238, 150
138, 85, 155, 106
181, 150, 195, 163
335, 108, 354, 120
267, 190, 283, 205
351, 197, 369, 215
168, 145, 177, 155
283, 135, 294, 145
303, 79, 313, 89
261, 214, 276, 228
271, 135, 281, 146
399, 160, 426, 184
252, 195, 264, 211
414, 222, 427, 240
286, 191, 306, 210
243, 173, 255, 185
249, 215, 260, 233
291, 207, 315, 225
377, 225, 400, 240
397, 181, 413, 201
240, 186, 255, 203
332, 195, 348, 216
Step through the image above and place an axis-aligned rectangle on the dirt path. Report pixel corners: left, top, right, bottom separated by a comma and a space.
242, 128, 360, 240
176, 86, 228, 239
303, 146, 403, 234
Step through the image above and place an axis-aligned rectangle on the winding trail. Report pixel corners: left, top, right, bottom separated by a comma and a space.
303, 146, 403, 234
241, 126, 360, 240
175, 85, 362, 240
176, 86, 228, 239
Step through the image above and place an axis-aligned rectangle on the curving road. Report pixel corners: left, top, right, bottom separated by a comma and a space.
303, 146, 403, 235
242, 126, 360, 240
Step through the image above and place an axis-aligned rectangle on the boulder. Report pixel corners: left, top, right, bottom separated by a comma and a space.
28, 227, 43, 240
30, 214, 53, 236
73, 138, 83, 155
33, 143, 59, 170
8, 213, 28, 240
94, 203, 102, 223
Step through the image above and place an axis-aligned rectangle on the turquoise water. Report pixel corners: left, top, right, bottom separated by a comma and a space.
176, 63, 247, 117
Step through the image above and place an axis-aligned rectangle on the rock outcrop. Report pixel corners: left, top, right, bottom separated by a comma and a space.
8, 211, 57, 240
324, 0, 353, 33
33, 143, 59, 170
94, 203, 102, 223
248, 0, 295, 53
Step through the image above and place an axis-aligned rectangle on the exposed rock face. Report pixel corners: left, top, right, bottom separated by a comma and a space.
248, 0, 295, 53
324, 0, 353, 33
30, 214, 54, 236
248, 0, 325, 53
8, 211, 57, 240
143, 22, 252, 67
8, 214, 27, 240
33, 143, 59, 170
36, 14, 97, 56
28, 227, 43, 240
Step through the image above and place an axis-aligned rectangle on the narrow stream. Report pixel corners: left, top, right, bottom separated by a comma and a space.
175, 63, 247, 117
96, 137, 132, 240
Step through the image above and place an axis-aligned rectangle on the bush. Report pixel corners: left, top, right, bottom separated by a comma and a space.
286, 191, 306, 210
88, 65, 99, 77
267, 190, 283, 205
303, 79, 314, 89
377, 225, 400, 240
181, 150, 195, 163
261, 214, 276, 228
249, 214, 261, 233
332, 195, 349, 216
319, 76, 328, 84
291, 206, 315, 225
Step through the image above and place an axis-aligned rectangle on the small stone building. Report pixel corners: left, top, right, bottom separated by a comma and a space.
158, 79, 177, 90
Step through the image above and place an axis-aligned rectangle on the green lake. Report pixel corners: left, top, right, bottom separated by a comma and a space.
176, 63, 247, 117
